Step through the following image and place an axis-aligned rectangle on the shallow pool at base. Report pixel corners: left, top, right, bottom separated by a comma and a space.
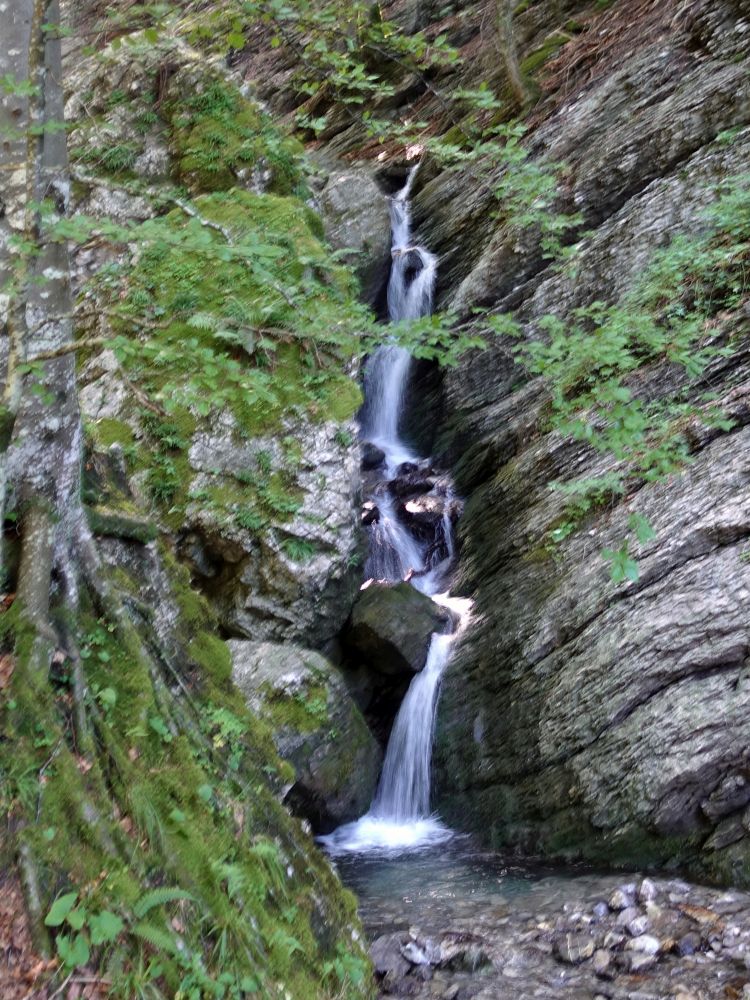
329, 837, 604, 936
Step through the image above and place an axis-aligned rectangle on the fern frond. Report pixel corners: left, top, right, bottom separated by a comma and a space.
133, 887, 196, 918
132, 920, 179, 954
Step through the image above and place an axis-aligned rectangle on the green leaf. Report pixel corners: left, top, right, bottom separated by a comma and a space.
603, 543, 640, 584
66, 907, 87, 931
628, 512, 656, 545
89, 911, 124, 946
132, 921, 179, 955
97, 687, 117, 708
197, 783, 213, 803
148, 715, 172, 743
56, 931, 90, 969
45, 892, 78, 927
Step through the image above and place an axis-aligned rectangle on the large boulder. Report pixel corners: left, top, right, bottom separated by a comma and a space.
316, 162, 392, 304
230, 640, 381, 832
345, 582, 451, 676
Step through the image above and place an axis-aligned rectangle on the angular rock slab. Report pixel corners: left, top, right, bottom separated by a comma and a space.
346, 582, 452, 676
316, 162, 392, 304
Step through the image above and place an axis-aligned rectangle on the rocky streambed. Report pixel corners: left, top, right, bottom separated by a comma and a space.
335, 844, 750, 1000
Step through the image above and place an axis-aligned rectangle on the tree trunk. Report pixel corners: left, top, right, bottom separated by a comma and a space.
495, 0, 530, 110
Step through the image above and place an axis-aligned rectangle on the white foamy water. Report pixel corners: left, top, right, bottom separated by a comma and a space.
321, 167, 472, 855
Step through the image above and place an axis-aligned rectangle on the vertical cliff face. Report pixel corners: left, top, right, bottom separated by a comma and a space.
426, 0, 750, 880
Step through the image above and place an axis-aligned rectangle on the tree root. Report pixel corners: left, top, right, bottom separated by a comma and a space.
17, 838, 50, 957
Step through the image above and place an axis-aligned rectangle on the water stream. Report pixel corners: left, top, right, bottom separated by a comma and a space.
321, 166, 469, 855
315, 170, 705, 1000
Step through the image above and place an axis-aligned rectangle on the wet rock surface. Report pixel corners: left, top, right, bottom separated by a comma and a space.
364, 875, 750, 1000
431, 0, 750, 879
346, 582, 452, 676
361, 457, 461, 581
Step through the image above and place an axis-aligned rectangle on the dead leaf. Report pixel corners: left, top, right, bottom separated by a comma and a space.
0, 653, 15, 690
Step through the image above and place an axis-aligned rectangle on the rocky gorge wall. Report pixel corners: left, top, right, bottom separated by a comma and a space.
424, 0, 750, 881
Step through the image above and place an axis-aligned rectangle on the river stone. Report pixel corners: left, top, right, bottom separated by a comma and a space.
362, 441, 386, 471
639, 879, 658, 903
370, 932, 412, 979
615, 905, 639, 927
610, 890, 636, 912
626, 934, 661, 956
554, 933, 595, 964
316, 162, 392, 304
346, 582, 451, 675
592, 949, 611, 978
627, 915, 651, 937
229, 640, 381, 831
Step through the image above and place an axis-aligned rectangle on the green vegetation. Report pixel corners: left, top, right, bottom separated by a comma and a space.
490, 169, 749, 578
167, 80, 304, 196
1, 545, 370, 999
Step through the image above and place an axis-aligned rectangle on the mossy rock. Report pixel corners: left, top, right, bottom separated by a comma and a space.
166, 79, 304, 195
230, 640, 382, 832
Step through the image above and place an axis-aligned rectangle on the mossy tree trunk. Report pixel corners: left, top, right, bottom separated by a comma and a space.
0, 5, 370, 997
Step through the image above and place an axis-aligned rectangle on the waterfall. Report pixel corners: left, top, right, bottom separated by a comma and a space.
321, 167, 470, 855
361, 166, 437, 473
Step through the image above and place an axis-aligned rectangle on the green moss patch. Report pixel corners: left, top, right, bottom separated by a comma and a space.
166, 80, 305, 196
520, 33, 570, 76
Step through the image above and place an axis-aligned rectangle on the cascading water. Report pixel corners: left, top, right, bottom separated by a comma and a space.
321, 166, 470, 855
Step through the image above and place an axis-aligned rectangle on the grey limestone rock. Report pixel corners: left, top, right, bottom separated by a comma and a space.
431, 0, 750, 881
230, 640, 381, 831
316, 162, 392, 304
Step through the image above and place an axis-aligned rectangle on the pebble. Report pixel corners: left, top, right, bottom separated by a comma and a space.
609, 888, 635, 911
639, 878, 658, 902
365, 874, 750, 999
676, 931, 701, 956
627, 914, 650, 936
554, 933, 595, 964
616, 905, 639, 927
592, 949, 611, 977
626, 934, 661, 955
626, 951, 657, 973
603, 930, 626, 949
